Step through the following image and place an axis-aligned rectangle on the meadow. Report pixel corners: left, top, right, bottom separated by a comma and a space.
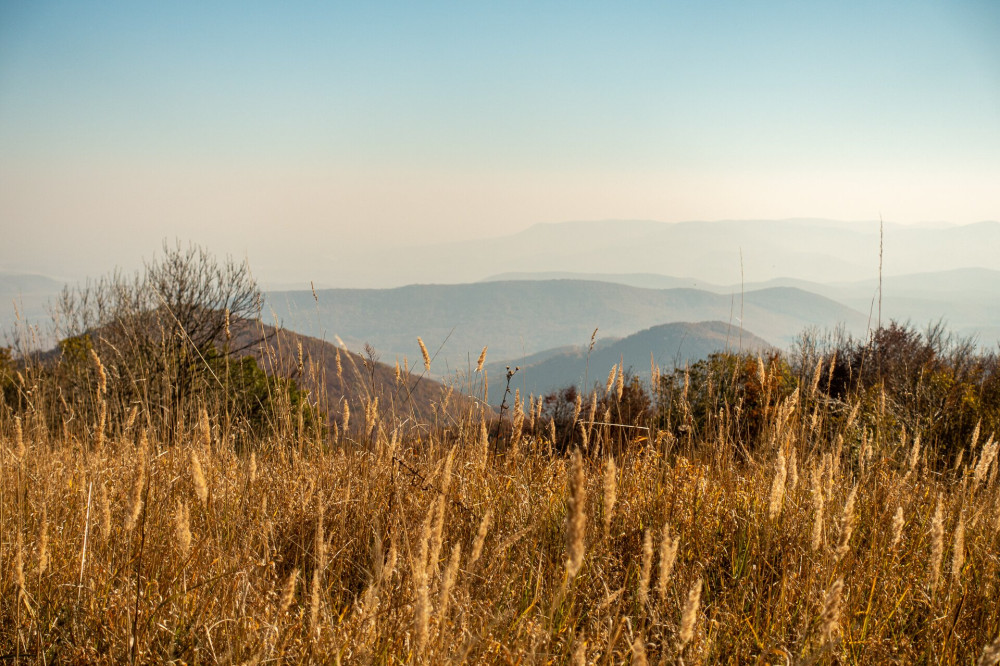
2, 246, 1000, 664
3, 339, 1000, 665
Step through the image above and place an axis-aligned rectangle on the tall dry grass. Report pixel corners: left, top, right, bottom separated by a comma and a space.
2, 351, 1000, 664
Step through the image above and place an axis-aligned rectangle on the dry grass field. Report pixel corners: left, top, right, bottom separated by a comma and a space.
3, 353, 1000, 664
2, 248, 1000, 663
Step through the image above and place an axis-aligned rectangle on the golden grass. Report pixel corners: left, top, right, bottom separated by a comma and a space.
3, 388, 1000, 663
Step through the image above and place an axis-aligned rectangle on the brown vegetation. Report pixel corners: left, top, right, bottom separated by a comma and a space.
3, 332, 1000, 663
2, 248, 999, 662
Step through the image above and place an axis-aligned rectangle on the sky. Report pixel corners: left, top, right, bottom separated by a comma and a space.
1, 1, 999, 284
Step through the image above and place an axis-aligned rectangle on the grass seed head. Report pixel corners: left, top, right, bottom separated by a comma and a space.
679, 577, 703, 649
603, 458, 617, 535
38, 502, 49, 575
566, 449, 587, 579
279, 569, 299, 616
769, 447, 787, 520
638, 529, 653, 608
658, 522, 679, 602
15, 416, 25, 458
891, 506, 905, 550
191, 449, 208, 506
126, 450, 147, 532
469, 508, 492, 567
418, 336, 431, 371
821, 578, 844, 646
175, 500, 192, 558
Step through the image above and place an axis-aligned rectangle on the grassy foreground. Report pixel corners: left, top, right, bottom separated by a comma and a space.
3, 390, 1000, 664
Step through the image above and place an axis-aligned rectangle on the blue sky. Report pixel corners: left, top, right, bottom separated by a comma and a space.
1, 1, 998, 281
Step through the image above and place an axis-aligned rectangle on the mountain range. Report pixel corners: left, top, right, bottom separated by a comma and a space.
480, 267, 1000, 346
265, 280, 867, 374
312, 218, 1000, 288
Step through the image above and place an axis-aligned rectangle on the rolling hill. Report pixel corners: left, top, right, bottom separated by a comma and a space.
231, 321, 480, 429
484, 320, 772, 398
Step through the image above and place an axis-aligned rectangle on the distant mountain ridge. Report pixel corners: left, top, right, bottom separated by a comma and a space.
0, 272, 65, 336
311, 218, 1000, 288
266, 279, 867, 372
479, 268, 1000, 346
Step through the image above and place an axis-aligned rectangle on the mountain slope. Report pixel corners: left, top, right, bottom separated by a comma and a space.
231, 322, 477, 429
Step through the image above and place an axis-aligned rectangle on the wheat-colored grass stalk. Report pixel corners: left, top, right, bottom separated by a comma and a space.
310, 501, 326, 631
615, 361, 624, 402
769, 447, 787, 520
788, 445, 799, 492
37, 501, 49, 575
951, 513, 965, 583
809, 356, 823, 397
90, 347, 107, 396
602, 458, 617, 536
413, 502, 434, 655
174, 500, 191, 558
658, 522, 679, 603
566, 449, 587, 580
836, 485, 857, 560
279, 568, 298, 617
637, 529, 653, 608
928, 496, 945, 592
631, 636, 648, 666
15, 415, 25, 458
198, 407, 211, 451
438, 543, 461, 624
478, 421, 489, 467
418, 337, 431, 371
15, 529, 26, 599
678, 577, 703, 650
125, 448, 147, 532
428, 495, 446, 581
891, 506, 904, 550
476, 346, 487, 373
98, 481, 111, 539
820, 577, 844, 647
973, 435, 998, 490
811, 464, 825, 551
469, 508, 492, 567
191, 449, 208, 507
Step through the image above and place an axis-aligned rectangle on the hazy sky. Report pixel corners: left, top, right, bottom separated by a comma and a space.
1, 1, 999, 283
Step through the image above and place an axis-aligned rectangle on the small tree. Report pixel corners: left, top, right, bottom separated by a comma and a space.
51, 241, 264, 439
